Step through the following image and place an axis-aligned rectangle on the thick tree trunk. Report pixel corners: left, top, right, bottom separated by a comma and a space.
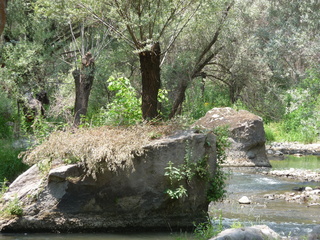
139, 42, 161, 120
0, 0, 6, 36
73, 52, 95, 126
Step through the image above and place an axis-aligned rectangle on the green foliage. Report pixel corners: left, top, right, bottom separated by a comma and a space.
264, 124, 276, 143
184, 80, 231, 119
266, 69, 320, 143
0, 92, 15, 139
164, 144, 210, 200
1, 196, 23, 217
207, 126, 230, 202
89, 76, 142, 126
164, 161, 189, 199
164, 128, 229, 202
194, 214, 223, 240
0, 178, 9, 197
230, 221, 243, 229
0, 139, 28, 182
0, 41, 51, 101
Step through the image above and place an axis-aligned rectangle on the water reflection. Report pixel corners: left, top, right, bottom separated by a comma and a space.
270, 155, 320, 170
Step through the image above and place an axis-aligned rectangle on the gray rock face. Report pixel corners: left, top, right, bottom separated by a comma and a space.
0, 131, 216, 233
210, 225, 280, 240
194, 107, 270, 167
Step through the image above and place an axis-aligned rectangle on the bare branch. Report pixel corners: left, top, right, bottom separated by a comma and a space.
77, 3, 136, 49
192, 46, 225, 78
207, 74, 231, 87
193, 1, 234, 72
161, 2, 202, 66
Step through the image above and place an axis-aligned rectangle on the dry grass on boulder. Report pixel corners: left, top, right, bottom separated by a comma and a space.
21, 124, 180, 176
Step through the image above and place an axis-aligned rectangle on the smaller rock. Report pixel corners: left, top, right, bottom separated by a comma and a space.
305, 187, 313, 192
48, 164, 82, 182
294, 153, 303, 157
268, 195, 275, 200
292, 195, 301, 200
239, 196, 251, 204
311, 190, 320, 195
274, 151, 283, 156
266, 149, 274, 155
263, 194, 275, 200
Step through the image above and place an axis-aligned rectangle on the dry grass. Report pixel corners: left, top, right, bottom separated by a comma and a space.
21, 123, 183, 177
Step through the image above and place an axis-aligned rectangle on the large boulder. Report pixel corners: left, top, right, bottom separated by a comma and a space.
194, 107, 270, 167
0, 130, 216, 233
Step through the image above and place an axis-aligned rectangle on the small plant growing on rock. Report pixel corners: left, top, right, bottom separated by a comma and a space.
207, 126, 230, 202
0, 195, 23, 217
6, 196, 23, 216
164, 142, 211, 200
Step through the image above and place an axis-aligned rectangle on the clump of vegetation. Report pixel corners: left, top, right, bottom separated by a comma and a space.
164, 154, 209, 200
88, 76, 142, 127
193, 214, 224, 240
207, 126, 230, 202
21, 124, 182, 178
164, 126, 230, 202
5, 197, 23, 217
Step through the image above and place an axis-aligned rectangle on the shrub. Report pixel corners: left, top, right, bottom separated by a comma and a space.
0, 139, 28, 182
90, 76, 142, 126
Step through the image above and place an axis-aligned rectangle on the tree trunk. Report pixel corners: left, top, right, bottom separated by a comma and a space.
0, 0, 6, 36
169, 81, 188, 119
139, 42, 161, 120
73, 52, 95, 126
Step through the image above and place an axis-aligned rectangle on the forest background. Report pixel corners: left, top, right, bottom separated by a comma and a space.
0, 0, 319, 182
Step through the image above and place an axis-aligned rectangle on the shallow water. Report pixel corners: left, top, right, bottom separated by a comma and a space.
211, 168, 320, 237
270, 155, 320, 170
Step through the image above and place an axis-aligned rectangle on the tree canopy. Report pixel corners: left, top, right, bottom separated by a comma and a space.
0, 0, 319, 140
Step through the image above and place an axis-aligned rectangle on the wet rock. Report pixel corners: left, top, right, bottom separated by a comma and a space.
209, 225, 280, 240
193, 107, 270, 167
262, 169, 320, 182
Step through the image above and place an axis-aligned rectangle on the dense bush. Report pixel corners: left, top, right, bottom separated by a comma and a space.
265, 69, 320, 143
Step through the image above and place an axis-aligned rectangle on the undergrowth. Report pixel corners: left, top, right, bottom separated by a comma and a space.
265, 122, 320, 144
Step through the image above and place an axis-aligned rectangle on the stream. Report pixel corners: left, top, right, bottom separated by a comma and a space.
1, 155, 320, 239
211, 155, 320, 238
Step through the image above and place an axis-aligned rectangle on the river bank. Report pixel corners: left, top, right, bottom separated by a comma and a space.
267, 142, 320, 156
